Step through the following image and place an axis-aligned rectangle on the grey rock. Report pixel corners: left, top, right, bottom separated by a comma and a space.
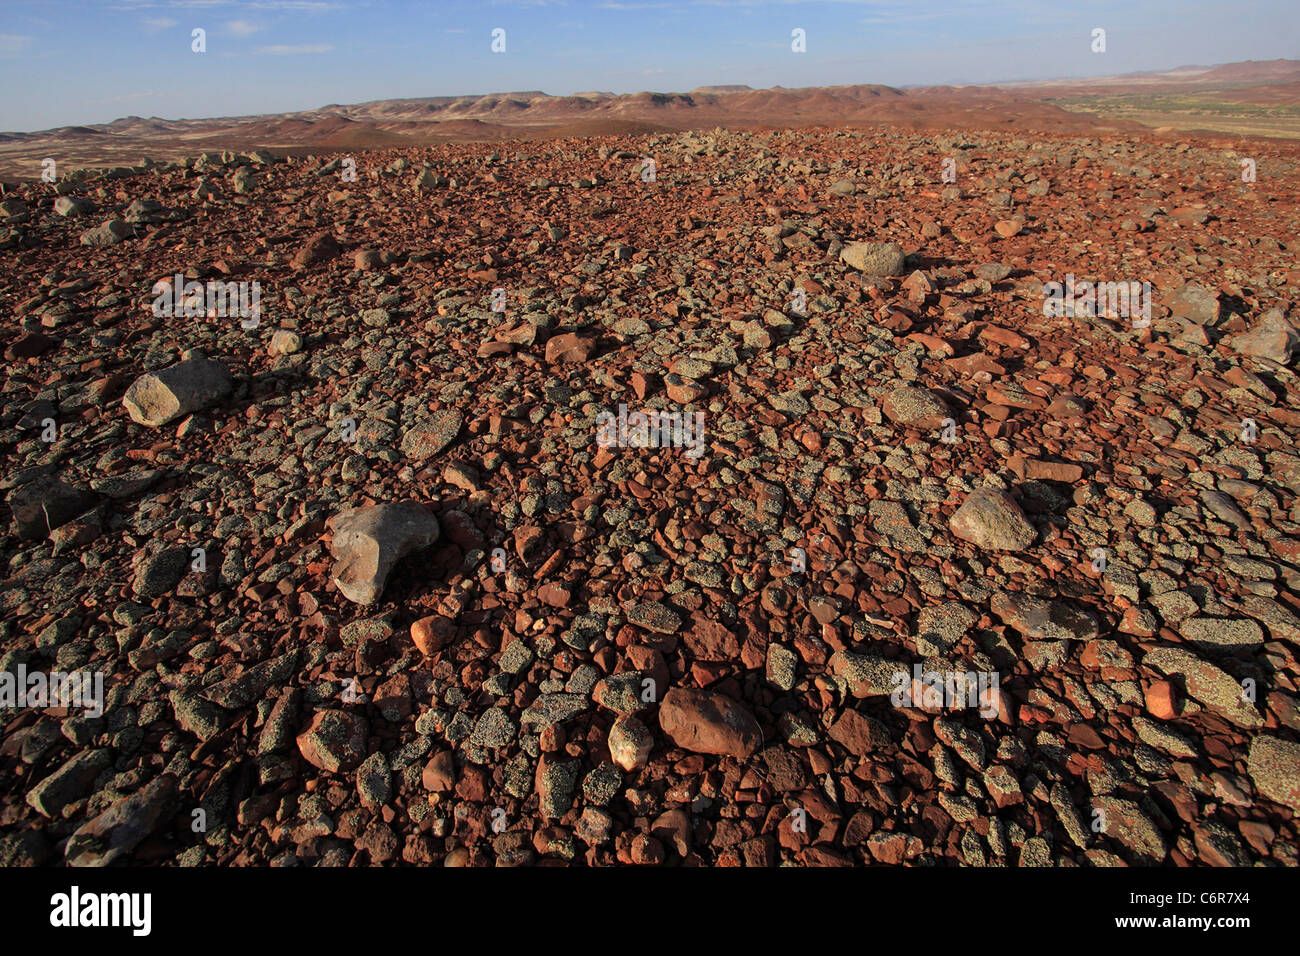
169, 689, 227, 741
841, 241, 906, 275
7, 474, 98, 541
65, 774, 177, 866
830, 650, 902, 698
1092, 796, 1166, 862
355, 752, 392, 807
470, 707, 518, 748
1143, 647, 1262, 728
1226, 309, 1298, 364
1168, 283, 1219, 326
537, 758, 580, 820
79, 219, 132, 247
521, 693, 590, 729
914, 601, 979, 656
625, 600, 682, 635
950, 487, 1036, 551
882, 385, 950, 430
400, 411, 464, 461
132, 545, 190, 598
1247, 735, 1300, 812
25, 749, 112, 817
327, 502, 439, 604
122, 358, 233, 427
53, 197, 94, 217
1178, 617, 1264, 652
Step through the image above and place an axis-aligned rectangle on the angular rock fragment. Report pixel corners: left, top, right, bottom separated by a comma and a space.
840, 241, 906, 275
536, 757, 580, 820
1168, 283, 1219, 325
327, 502, 439, 604
1178, 616, 1263, 651
829, 650, 901, 698
296, 710, 368, 772
292, 231, 340, 268
122, 357, 233, 427
1143, 647, 1262, 728
53, 196, 94, 217
626, 600, 682, 635
659, 688, 761, 758
990, 591, 1097, 641
268, 329, 302, 356
608, 714, 653, 771
1092, 796, 1167, 863
7, 473, 98, 541
1247, 735, 1300, 812
881, 385, 950, 430
79, 219, 131, 246
949, 487, 1036, 551
132, 545, 190, 598
25, 750, 113, 818
400, 411, 463, 461
1226, 309, 1297, 364
914, 601, 978, 656
545, 331, 597, 364
64, 775, 177, 867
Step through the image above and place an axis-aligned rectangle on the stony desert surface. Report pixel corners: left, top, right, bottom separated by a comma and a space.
1, 119, 1299, 868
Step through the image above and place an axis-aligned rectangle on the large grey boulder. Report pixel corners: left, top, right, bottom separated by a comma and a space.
840, 241, 906, 276
121, 358, 233, 426
949, 487, 1036, 551
328, 502, 439, 604
7, 472, 98, 540
1226, 309, 1297, 365
79, 219, 131, 246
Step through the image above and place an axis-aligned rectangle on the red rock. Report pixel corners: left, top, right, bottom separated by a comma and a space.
978, 325, 1030, 349
827, 709, 890, 755
1145, 680, 1178, 720
545, 332, 596, 364
292, 231, 340, 269
411, 615, 454, 655
945, 352, 1006, 377
906, 332, 955, 355
1023, 459, 1084, 482
658, 688, 761, 758
296, 710, 367, 773
537, 582, 571, 608
630, 371, 655, 399
422, 751, 455, 791
1067, 724, 1106, 749
664, 373, 708, 403
514, 524, 547, 563
5, 331, 55, 360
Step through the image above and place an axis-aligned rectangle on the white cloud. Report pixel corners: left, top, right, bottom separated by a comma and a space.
253, 43, 333, 54
89, 90, 160, 105
226, 19, 262, 35
142, 17, 179, 31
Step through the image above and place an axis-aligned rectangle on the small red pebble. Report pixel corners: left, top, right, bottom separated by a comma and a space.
1145, 680, 1178, 720
410, 615, 453, 656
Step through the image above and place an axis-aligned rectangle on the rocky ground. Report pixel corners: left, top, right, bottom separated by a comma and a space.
1, 126, 1299, 867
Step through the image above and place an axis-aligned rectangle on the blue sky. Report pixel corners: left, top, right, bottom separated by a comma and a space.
1, 0, 1295, 131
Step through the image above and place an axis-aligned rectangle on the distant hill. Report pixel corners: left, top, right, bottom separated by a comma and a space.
2, 58, 1297, 179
